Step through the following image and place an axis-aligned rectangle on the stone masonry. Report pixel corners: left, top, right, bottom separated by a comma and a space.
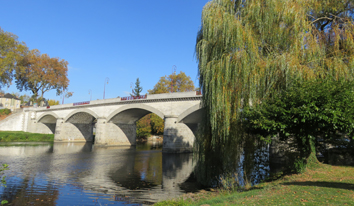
0, 91, 203, 153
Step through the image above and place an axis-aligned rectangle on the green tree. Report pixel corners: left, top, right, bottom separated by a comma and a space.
131, 78, 143, 97
0, 28, 28, 88
19, 94, 30, 104
148, 71, 195, 94
244, 79, 354, 173
195, 0, 354, 185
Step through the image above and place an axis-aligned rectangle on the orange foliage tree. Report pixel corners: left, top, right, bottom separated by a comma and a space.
15, 49, 70, 101
147, 71, 195, 94
0, 28, 27, 88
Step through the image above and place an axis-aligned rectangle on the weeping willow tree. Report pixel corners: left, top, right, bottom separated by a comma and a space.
195, 0, 354, 186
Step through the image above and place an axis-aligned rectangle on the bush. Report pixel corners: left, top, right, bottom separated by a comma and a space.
0, 109, 11, 116
244, 78, 354, 172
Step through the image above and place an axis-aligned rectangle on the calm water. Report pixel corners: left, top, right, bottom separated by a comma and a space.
0, 141, 202, 205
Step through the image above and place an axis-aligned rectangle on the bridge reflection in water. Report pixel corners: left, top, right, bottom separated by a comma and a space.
0, 141, 202, 205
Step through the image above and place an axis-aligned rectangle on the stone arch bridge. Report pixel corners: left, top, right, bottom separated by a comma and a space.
19, 92, 203, 153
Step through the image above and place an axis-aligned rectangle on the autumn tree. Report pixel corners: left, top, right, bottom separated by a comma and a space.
148, 71, 195, 94
195, 0, 354, 185
150, 113, 164, 135
136, 115, 152, 138
0, 28, 27, 88
15, 49, 69, 101
48, 99, 59, 106
131, 78, 143, 97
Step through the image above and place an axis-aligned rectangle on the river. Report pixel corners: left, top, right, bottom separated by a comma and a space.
0, 141, 202, 205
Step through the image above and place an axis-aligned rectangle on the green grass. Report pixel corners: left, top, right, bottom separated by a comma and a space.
0, 131, 54, 142
155, 163, 354, 205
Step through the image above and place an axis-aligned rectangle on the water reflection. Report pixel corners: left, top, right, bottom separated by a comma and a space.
0, 141, 200, 205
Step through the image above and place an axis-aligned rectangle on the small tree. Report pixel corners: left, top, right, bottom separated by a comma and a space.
244, 79, 354, 172
131, 78, 143, 97
19, 94, 30, 104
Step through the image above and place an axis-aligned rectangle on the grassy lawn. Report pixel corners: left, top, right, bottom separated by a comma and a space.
155, 163, 354, 205
0, 131, 54, 142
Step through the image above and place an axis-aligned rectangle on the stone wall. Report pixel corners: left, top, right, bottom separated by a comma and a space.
0, 112, 24, 131
0, 92, 204, 153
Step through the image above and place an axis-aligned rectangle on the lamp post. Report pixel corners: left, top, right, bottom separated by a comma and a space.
88, 89, 92, 101
103, 77, 109, 99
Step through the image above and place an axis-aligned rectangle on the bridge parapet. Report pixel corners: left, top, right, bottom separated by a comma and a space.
23, 91, 202, 112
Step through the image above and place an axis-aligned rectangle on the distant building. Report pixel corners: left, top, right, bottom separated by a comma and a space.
0, 93, 21, 111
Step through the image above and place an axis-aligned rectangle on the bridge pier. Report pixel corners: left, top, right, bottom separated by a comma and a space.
94, 118, 106, 145
162, 115, 194, 153
54, 118, 64, 141
54, 120, 92, 142
95, 118, 135, 146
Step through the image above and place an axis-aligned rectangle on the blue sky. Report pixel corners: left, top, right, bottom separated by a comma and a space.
0, 0, 210, 103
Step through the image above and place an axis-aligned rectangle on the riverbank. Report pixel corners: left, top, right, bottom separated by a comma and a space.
0, 131, 54, 142
155, 163, 354, 205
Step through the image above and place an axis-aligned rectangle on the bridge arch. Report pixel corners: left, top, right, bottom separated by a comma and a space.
59, 108, 98, 142
64, 108, 99, 123
37, 112, 59, 123
177, 104, 203, 123
35, 112, 60, 134
177, 103, 204, 136
107, 104, 164, 123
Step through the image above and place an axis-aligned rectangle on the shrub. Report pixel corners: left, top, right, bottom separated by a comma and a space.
244, 79, 354, 172
0, 109, 11, 116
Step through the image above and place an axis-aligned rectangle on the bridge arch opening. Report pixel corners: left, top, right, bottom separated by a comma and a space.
177, 104, 204, 136
106, 105, 165, 144
36, 112, 59, 134
63, 109, 98, 142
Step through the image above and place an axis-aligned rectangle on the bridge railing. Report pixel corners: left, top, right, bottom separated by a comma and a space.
121, 94, 147, 101
73, 101, 90, 106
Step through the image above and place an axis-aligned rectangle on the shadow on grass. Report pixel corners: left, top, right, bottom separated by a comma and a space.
282, 181, 354, 191
245, 186, 264, 191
